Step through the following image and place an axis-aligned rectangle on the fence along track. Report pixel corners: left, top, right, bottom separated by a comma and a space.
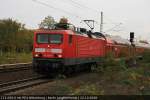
0, 63, 32, 73
0, 76, 50, 95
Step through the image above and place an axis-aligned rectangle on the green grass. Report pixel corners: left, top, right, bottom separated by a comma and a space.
0, 52, 32, 64
72, 84, 104, 95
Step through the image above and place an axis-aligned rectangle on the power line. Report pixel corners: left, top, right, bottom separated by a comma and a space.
70, 0, 98, 12
61, 0, 83, 9
59, 0, 101, 23
32, 0, 82, 20
62, 0, 100, 14
104, 23, 122, 33
65, 0, 122, 28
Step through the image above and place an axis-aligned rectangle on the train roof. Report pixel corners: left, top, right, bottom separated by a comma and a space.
34, 29, 106, 40
35, 29, 76, 36
135, 41, 150, 49
106, 37, 115, 44
105, 35, 130, 45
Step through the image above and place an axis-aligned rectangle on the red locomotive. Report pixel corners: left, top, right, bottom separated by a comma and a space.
32, 24, 106, 75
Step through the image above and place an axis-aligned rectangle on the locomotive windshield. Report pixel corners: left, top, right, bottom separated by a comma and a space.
50, 34, 62, 44
37, 34, 49, 43
37, 34, 63, 44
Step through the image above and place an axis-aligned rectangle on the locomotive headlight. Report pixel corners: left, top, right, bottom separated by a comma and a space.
35, 48, 45, 52
35, 54, 39, 57
58, 54, 62, 58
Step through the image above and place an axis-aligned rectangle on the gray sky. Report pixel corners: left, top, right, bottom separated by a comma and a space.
1, 0, 150, 41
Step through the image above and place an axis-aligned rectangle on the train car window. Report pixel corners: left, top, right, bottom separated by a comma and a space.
37, 34, 49, 43
49, 34, 63, 44
69, 35, 72, 44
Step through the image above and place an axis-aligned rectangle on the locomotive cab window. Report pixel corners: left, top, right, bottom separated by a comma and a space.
37, 34, 49, 43
37, 34, 63, 44
69, 35, 72, 44
50, 34, 62, 44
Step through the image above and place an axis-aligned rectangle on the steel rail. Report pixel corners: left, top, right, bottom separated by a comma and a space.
0, 76, 50, 95
0, 63, 32, 73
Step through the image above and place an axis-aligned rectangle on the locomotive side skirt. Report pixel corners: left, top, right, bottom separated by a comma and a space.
64, 57, 103, 65
33, 57, 103, 66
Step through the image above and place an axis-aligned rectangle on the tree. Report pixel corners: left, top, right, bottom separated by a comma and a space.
55, 17, 71, 29
39, 16, 56, 29
0, 18, 22, 51
0, 18, 33, 53
59, 17, 68, 24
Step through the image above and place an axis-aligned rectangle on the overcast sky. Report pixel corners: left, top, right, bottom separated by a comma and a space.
1, 0, 150, 41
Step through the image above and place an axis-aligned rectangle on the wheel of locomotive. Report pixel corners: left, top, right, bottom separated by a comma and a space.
59, 65, 66, 74
32, 62, 44, 74
91, 63, 98, 71
85, 63, 92, 72
45, 67, 57, 78
32, 61, 38, 72
81, 64, 87, 72
64, 66, 73, 76
74, 65, 80, 73
42, 64, 56, 78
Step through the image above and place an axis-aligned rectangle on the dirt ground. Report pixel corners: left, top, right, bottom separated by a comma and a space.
0, 69, 38, 84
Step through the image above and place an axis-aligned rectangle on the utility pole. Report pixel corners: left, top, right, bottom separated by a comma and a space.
100, 11, 103, 33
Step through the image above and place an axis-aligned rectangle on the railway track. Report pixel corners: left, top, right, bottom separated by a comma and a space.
0, 63, 32, 73
0, 76, 51, 95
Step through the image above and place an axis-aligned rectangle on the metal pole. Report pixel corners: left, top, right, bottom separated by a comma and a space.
100, 12, 103, 33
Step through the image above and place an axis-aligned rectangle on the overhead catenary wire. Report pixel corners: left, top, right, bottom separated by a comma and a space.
60, 0, 102, 25
61, 0, 103, 23
104, 23, 123, 33
66, 0, 123, 28
60, 0, 84, 9
64, 0, 100, 13
32, 0, 82, 20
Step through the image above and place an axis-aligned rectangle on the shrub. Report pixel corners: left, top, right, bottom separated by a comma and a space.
96, 52, 127, 73
141, 51, 150, 63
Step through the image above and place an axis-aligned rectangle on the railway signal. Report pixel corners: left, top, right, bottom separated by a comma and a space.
130, 32, 134, 43
129, 32, 137, 66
